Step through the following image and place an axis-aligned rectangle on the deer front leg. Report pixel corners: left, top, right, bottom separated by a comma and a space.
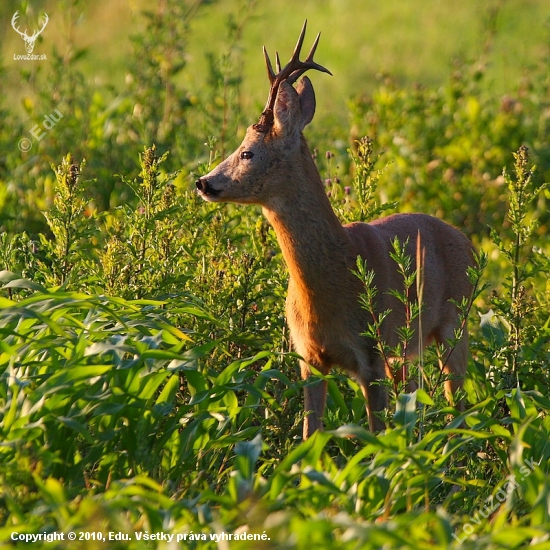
364, 383, 388, 431
357, 354, 387, 432
301, 360, 328, 439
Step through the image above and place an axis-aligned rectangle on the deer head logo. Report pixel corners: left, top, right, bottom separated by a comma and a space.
12, 11, 49, 54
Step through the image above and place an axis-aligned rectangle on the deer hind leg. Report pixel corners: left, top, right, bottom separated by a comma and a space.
301, 359, 329, 439
434, 324, 469, 412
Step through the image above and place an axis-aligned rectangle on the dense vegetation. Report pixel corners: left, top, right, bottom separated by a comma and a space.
1, 0, 549, 548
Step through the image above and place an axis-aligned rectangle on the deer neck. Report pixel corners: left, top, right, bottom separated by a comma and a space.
262, 138, 355, 298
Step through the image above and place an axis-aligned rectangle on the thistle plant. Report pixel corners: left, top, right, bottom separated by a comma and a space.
348, 136, 396, 222
489, 146, 548, 381
331, 137, 396, 224
40, 154, 93, 287
100, 145, 180, 298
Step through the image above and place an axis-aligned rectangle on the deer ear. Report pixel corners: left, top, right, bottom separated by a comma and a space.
296, 76, 316, 129
273, 80, 302, 139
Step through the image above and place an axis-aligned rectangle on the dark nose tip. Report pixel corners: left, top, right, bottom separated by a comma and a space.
195, 178, 205, 191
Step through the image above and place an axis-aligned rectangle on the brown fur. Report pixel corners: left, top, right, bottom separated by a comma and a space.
196, 78, 474, 439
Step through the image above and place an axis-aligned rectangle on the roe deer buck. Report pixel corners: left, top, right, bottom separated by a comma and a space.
196, 21, 475, 439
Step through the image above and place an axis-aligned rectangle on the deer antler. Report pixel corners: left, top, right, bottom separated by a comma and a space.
254, 20, 332, 132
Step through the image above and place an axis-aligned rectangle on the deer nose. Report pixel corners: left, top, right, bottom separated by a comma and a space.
196, 176, 219, 198
195, 177, 206, 192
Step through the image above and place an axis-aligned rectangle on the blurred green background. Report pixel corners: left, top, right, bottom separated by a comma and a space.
2, 0, 549, 119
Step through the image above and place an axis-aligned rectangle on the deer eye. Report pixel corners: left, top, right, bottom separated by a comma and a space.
240, 151, 254, 160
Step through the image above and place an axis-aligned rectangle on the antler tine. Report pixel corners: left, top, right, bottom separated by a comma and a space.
263, 46, 276, 84
288, 19, 308, 67
307, 31, 321, 61
275, 52, 282, 73
287, 32, 333, 84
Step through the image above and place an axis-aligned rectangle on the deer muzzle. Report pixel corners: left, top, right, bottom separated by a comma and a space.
195, 177, 206, 192
195, 177, 219, 199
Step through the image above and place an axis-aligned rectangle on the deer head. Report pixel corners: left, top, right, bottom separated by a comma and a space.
12, 11, 49, 54
196, 20, 332, 207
